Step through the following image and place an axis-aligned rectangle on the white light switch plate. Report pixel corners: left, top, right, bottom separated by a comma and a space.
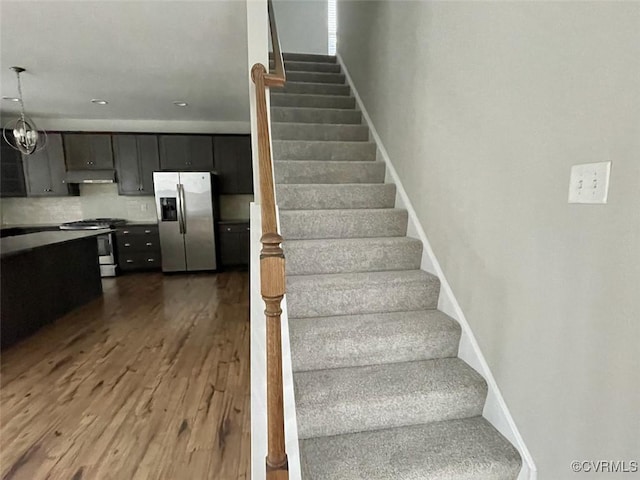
568, 161, 611, 204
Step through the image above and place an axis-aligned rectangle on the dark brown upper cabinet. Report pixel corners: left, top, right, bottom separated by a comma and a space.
113, 134, 159, 196
22, 134, 79, 197
0, 141, 26, 197
213, 135, 253, 194
63, 133, 114, 170
159, 135, 214, 171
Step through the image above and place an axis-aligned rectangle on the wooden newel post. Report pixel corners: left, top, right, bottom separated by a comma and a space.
253, 3, 288, 477
261, 232, 289, 479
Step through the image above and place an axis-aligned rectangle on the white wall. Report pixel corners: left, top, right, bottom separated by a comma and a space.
272, 0, 328, 55
338, 2, 640, 479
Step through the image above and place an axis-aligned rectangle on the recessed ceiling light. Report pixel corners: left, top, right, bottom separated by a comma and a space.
91, 99, 108, 105
2, 96, 20, 102
173, 101, 188, 107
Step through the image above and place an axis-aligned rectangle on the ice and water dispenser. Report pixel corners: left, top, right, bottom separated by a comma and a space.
160, 197, 178, 222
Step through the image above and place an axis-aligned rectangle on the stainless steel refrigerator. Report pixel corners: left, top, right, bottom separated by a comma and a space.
153, 172, 218, 272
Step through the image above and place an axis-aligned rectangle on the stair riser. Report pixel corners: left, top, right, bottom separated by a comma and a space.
281, 52, 337, 63
280, 210, 408, 240
287, 71, 345, 84
273, 141, 376, 161
275, 161, 385, 184
290, 313, 461, 372
285, 239, 422, 275
277, 184, 396, 210
271, 94, 356, 109
271, 107, 361, 124
286, 276, 438, 318
272, 124, 369, 142
280, 82, 351, 96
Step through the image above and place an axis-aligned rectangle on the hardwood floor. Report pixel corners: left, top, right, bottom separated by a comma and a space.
0, 271, 250, 480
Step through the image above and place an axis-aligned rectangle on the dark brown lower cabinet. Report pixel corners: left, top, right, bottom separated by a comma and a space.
1, 237, 102, 349
115, 224, 161, 271
218, 221, 250, 268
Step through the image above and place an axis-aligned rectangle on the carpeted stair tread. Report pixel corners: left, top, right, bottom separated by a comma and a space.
280, 208, 407, 239
294, 357, 486, 439
281, 60, 342, 73
300, 416, 522, 480
277, 183, 395, 209
271, 106, 361, 124
286, 71, 345, 84
273, 139, 376, 161
286, 269, 439, 318
272, 122, 369, 141
271, 93, 356, 109
279, 82, 351, 96
290, 309, 461, 371
274, 160, 385, 184
285, 236, 422, 275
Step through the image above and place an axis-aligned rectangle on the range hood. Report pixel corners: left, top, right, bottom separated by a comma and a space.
65, 170, 116, 184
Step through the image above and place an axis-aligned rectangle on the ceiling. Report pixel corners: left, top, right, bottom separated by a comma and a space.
0, 1, 250, 131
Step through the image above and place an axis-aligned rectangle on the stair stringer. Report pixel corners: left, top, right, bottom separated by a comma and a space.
337, 53, 538, 480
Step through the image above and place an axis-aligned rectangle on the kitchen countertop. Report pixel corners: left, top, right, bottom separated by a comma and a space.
1, 223, 63, 229
1, 229, 113, 258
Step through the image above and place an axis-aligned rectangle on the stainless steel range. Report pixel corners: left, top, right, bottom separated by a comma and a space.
60, 218, 127, 277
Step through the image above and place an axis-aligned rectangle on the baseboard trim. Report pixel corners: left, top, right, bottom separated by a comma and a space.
337, 53, 537, 480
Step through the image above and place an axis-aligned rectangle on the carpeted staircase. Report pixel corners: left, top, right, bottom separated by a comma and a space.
270, 52, 522, 479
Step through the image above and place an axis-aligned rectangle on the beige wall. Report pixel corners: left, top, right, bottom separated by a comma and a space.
273, 0, 328, 54
338, 1, 640, 478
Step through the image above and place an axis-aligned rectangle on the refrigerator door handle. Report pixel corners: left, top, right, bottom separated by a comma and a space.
176, 183, 185, 234
178, 183, 187, 235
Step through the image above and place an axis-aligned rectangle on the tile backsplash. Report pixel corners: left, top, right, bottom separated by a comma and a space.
0, 184, 157, 225
0, 185, 253, 225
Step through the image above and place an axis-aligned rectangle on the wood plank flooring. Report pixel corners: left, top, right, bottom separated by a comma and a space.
0, 271, 250, 480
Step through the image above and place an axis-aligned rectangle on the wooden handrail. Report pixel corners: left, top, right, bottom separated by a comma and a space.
265, 0, 286, 87
250, 1, 288, 479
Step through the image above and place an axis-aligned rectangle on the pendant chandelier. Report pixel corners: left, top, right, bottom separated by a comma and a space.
3, 66, 47, 155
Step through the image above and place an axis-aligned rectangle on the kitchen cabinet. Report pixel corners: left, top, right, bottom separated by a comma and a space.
22, 134, 79, 196
159, 135, 214, 171
113, 134, 159, 195
214, 135, 253, 194
1, 232, 103, 349
0, 141, 26, 197
115, 224, 161, 271
218, 221, 250, 267
63, 133, 114, 170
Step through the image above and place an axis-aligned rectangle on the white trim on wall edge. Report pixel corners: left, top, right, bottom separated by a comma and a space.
337, 53, 537, 480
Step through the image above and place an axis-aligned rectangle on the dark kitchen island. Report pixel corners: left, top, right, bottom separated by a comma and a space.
0, 229, 110, 349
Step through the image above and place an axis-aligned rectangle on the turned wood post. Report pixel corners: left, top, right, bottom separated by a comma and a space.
251, 10, 288, 475
261, 232, 288, 479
